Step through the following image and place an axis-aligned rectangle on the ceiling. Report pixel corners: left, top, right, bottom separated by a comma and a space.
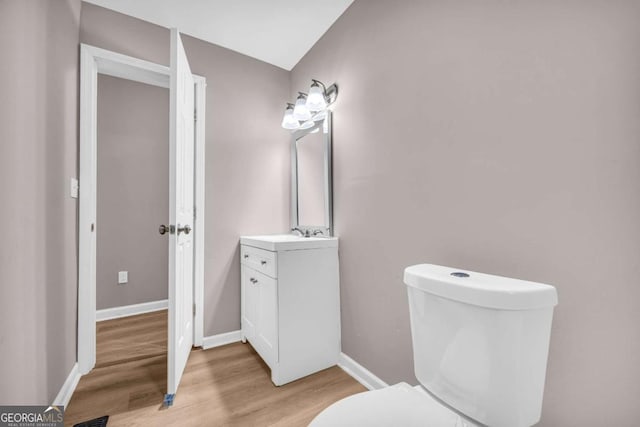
84, 0, 354, 70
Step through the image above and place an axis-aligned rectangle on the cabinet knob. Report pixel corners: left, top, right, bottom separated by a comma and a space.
244, 254, 249, 259
250, 278, 258, 284
261, 260, 267, 265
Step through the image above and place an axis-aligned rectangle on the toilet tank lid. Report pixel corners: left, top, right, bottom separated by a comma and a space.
404, 264, 558, 310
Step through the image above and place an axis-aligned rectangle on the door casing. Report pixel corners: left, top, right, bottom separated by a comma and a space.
78, 44, 206, 374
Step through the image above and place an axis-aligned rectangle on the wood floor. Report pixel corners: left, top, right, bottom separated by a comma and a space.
65, 310, 366, 426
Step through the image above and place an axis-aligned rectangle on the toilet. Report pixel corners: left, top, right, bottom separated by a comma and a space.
310, 264, 558, 427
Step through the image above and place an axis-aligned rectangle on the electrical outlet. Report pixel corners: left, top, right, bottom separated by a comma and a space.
70, 178, 79, 199
118, 271, 128, 284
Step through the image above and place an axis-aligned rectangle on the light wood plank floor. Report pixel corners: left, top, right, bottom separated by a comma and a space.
65, 310, 366, 426
95, 310, 167, 368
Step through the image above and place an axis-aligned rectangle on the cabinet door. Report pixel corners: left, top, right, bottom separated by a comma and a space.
254, 272, 278, 365
241, 265, 257, 341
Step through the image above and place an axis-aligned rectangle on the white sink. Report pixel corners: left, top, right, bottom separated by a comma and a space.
240, 234, 338, 251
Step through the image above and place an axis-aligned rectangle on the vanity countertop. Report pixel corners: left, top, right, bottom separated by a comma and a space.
240, 234, 338, 251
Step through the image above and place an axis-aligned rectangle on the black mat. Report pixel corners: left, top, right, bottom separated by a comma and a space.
73, 415, 109, 427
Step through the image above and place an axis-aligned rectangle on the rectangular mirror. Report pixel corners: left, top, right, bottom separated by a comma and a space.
291, 111, 333, 236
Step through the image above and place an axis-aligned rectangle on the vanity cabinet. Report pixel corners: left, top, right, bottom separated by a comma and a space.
240, 235, 340, 386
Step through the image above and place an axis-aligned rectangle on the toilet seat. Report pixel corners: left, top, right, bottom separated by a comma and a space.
309, 383, 477, 427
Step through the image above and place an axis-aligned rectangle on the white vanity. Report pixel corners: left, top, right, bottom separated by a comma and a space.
240, 107, 339, 386
240, 234, 340, 386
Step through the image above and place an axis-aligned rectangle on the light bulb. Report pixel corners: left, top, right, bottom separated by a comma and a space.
306, 81, 327, 112
281, 104, 299, 130
293, 92, 311, 121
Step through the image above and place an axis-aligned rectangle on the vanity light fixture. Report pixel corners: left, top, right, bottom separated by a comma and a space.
300, 120, 315, 130
312, 110, 327, 122
293, 92, 312, 121
281, 103, 300, 130
281, 79, 338, 130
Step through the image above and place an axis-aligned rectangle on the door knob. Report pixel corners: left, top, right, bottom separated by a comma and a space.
177, 224, 192, 235
159, 224, 175, 235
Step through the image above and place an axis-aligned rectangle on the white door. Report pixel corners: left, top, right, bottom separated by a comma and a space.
167, 28, 195, 397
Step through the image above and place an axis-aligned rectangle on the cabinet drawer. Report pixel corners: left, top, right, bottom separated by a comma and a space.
241, 245, 277, 278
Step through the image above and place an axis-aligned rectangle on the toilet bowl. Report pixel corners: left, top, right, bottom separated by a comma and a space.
309, 264, 557, 427
309, 382, 477, 427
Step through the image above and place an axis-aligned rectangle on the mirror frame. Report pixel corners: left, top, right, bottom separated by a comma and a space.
290, 111, 333, 236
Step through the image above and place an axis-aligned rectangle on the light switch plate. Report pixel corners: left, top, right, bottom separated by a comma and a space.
70, 178, 79, 199
118, 271, 128, 284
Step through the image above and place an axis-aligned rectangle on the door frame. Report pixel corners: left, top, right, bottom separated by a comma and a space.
78, 44, 206, 374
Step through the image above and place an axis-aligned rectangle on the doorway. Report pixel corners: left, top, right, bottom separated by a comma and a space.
95, 72, 169, 376
96, 74, 169, 319
78, 39, 206, 399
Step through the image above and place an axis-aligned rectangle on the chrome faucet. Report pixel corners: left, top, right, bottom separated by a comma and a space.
291, 227, 310, 237
312, 229, 324, 236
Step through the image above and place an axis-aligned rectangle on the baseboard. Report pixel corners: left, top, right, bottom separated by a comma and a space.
338, 352, 389, 391
96, 299, 168, 322
52, 363, 80, 408
202, 330, 242, 350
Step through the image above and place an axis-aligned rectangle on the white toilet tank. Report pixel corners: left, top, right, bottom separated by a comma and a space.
404, 264, 557, 427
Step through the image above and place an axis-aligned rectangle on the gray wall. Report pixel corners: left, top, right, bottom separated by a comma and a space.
0, 0, 80, 404
291, 1, 640, 425
96, 75, 169, 310
80, 2, 291, 334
